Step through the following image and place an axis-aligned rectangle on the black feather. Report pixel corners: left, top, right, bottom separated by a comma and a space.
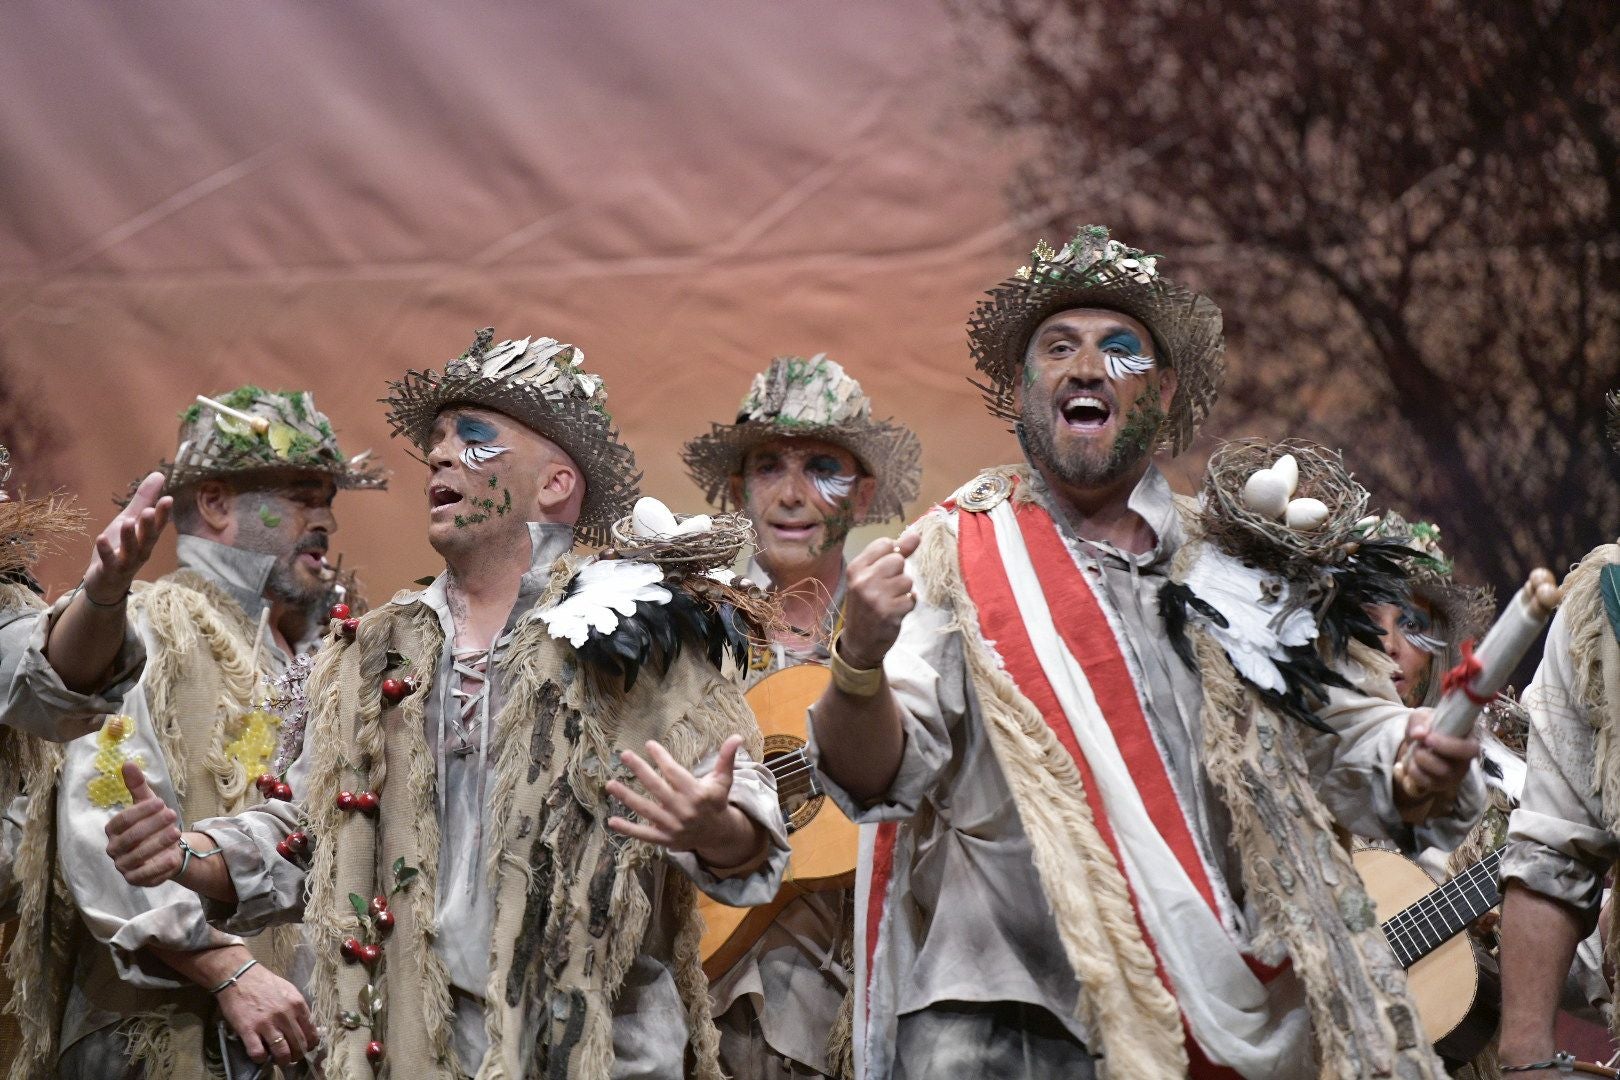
565, 570, 752, 690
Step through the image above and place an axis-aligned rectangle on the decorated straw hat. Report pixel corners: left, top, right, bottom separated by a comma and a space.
1370, 511, 1496, 644
383, 328, 639, 547
141, 386, 388, 499
968, 224, 1225, 455
682, 354, 921, 524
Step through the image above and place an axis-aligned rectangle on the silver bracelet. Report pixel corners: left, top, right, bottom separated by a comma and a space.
174, 835, 221, 881
209, 958, 259, 995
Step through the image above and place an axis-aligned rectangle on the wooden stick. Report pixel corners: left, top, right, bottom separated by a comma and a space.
195, 395, 269, 435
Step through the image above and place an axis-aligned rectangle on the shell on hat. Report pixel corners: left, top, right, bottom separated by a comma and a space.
681, 354, 921, 525
968, 224, 1225, 456
150, 386, 387, 498
382, 328, 640, 548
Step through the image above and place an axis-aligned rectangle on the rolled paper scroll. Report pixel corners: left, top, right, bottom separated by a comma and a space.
1429, 567, 1562, 739
1395, 568, 1561, 808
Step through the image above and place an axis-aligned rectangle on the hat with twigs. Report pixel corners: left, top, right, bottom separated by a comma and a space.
968, 224, 1224, 455
384, 328, 639, 547
682, 354, 920, 524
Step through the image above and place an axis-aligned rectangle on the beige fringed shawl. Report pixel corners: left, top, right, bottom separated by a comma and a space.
905, 477, 1441, 1078
303, 593, 761, 1080
7, 571, 294, 1080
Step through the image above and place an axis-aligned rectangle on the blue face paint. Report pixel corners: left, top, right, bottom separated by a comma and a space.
1099, 330, 1154, 382
456, 415, 500, 444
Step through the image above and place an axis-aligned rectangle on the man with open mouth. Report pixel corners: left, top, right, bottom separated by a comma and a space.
683, 354, 920, 1079
101, 331, 789, 1080
9, 386, 384, 1079
806, 225, 1483, 1079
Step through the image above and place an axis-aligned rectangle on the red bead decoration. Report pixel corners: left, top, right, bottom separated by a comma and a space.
358, 943, 381, 966
336, 791, 357, 812
328, 603, 351, 621
365, 1040, 384, 1064
341, 617, 360, 638
380, 677, 408, 704
275, 839, 292, 859
255, 773, 277, 797
340, 937, 360, 962
368, 895, 388, 916
271, 781, 294, 802
287, 831, 309, 853
374, 909, 395, 934
355, 791, 380, 815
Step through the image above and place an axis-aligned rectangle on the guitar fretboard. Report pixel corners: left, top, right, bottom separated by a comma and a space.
1380, 848, 1503, 969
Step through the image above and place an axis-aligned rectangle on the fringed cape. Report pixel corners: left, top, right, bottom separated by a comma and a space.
6, 572, 295, 1080
302, 574, 763, 1080
862, 467, 1440, 1079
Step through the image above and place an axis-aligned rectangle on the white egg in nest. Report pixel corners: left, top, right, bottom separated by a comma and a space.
631, 496, 679, 538
1243, 470, 1290, 520
1284, 498, 1331, 531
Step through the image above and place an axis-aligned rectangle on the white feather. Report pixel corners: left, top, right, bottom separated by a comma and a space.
1180, 546, 1318, 695
539, 558, 672, 648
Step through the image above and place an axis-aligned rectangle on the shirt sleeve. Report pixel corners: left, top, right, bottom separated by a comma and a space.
1501, 610, 1616, 925
806, 576, 964, 823
1303, 649, 1485, 850
664, 747, 790, 907
1, 597, 145, 742
55, 684, 242, 989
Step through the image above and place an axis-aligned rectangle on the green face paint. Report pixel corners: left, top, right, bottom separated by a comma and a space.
810, 499, 857, 557
1110, 386, 1166, 466
258, 505, 283, 529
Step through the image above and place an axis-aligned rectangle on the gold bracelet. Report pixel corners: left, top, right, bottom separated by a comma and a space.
829, 634, 884, 698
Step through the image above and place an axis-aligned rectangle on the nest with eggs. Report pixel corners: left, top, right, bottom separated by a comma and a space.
1200, 438, 1369, 574
607, 510, 755, 574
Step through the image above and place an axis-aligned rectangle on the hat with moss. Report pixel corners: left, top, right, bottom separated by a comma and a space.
968, 224, 1225, 455
383, 328, 639, 547
1370, 511, 1496, 644
145, 386, 387, 499
681, 354, 920, 524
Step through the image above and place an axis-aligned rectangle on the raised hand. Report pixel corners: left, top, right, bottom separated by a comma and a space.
837, 529, 921, 670
84, 470, 172, 605
605, 735, 764, 869
104, 762, 182, 886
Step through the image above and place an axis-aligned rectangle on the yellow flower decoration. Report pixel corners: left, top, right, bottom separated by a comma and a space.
87, 716, 147, 809
223, 709, 283, 782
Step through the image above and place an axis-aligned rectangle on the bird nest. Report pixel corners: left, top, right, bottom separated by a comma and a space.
606, 511, 755, 575
1200, 439, 1369, 573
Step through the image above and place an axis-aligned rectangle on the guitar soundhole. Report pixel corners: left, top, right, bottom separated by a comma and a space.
762, 733, 823, 835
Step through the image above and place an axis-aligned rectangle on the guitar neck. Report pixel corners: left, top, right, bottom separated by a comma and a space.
1380, 848, 1503, 969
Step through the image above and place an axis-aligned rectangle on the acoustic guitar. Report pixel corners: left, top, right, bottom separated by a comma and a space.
698, 664, 857, 979
1355, 846, 1504, 1062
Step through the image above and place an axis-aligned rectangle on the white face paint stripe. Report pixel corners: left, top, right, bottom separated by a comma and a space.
1405, 630, 1447, 655
1104, 352, 1155, 382
811, 473, 856, 505
460, 444, 510, 471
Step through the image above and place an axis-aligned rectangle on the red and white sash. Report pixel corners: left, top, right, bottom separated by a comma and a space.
857, 495, 1310, 1079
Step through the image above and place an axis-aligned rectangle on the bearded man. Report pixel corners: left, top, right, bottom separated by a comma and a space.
807, 226, 1484, 1079
683, 354, 920, 1078
102, 331, 789, 1080
7, 388, 384, 1080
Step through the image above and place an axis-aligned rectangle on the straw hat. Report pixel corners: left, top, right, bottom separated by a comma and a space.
383, 328, 639, 547
682, 354, 920, 524
129, 386, 386, 503
968, 224, 1224, 455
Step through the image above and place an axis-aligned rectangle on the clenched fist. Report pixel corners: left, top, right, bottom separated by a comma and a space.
837, 530, 921, 670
